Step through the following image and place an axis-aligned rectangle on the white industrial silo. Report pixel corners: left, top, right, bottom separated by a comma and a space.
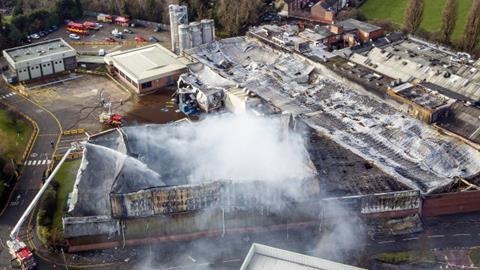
201, 19, 215, 44
189, 22, 203, 48
169, 4, 188, 54
178, 24, 191, 54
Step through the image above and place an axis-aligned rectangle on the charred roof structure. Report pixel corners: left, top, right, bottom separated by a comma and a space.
182, 37, 480, 195
348, 37, 480, 101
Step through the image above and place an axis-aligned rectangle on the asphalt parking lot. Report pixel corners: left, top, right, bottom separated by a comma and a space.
34, 16, 171, 54
26, 74, 183, 134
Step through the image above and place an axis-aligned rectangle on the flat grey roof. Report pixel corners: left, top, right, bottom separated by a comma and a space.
104, 44, 189, 83
3, 38, 75, 63
337, 19, 382, 33
240, 243, 365, 270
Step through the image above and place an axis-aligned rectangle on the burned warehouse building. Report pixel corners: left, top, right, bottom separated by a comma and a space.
62, 31, 480, 252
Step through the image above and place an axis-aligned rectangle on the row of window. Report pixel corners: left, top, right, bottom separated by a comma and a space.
17, 60, 63, 74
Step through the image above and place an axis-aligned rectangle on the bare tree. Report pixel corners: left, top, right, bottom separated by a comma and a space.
439, 0, 458, 43
404, 0, 425, 34
217, 0, 264, 36
463, 0, 480, 53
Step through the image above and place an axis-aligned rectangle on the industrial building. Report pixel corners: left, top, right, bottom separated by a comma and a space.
249, 20, 385, 52
284, 0, 349, 23
62, 34, 480, 251
386, 82, 455, 124
348, 37, 480, 101
64, 120, 321, 251
2, 38, 77, 83
240, 243, 366, 270
169, 4, 216, 54
104, 44, 190, 94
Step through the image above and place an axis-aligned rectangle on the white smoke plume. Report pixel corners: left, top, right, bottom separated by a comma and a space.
125, 113, 314, 184
108, 113, 365, 268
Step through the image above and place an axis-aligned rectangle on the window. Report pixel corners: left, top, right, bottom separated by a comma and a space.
54, 61, 57, 64
141, 81, 152, 89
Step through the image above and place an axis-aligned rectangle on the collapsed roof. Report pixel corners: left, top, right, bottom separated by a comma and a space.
183, 37, 480, 194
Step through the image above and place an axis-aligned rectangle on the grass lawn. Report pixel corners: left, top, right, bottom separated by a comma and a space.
470, 247, 480, 266
51, 159, 81, 235
0, 108, 32, 161
3, 15, 12, 24
360, 0, 473, 41
376, 250, 436, 265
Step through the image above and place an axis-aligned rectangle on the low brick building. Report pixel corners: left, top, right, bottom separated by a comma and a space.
104, 44, 189, 94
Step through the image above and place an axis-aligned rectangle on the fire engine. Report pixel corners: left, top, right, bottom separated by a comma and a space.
66, 22, 88, 35
115, 16, 130, 26
6, 239, 35, 270
7, 148, 75, 269
83, 21, 100, 30
97, 13, 113, 23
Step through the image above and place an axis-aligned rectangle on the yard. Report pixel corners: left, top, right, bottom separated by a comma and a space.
470, 247, 480, 266
360, 0, 473, 41
0, 107, 32, 161
52, 159, 81, 235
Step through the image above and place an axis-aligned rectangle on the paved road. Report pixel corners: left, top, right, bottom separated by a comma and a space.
0, 86, 62, 267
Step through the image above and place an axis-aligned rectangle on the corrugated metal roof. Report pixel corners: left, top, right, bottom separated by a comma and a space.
240, 243, 366, 270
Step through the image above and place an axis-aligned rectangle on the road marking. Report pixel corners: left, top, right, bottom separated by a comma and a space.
378, 240, 396, 244
187, 255, 196, 263
452, 233, 470, 237
0, 93, 16, 99
223, 259, 241, 263
403, 237, 419, 241
428, 235, 445, 238
24, 159, 50, 166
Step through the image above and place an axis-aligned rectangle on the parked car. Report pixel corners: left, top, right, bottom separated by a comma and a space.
148, 36, 159, 42
154, 24, 162, 32
104, 37, 115, 42
38, 31, 46, 37
135, 36, 146, 42
69, 33, 80, 40
123, 28, 133, 34
30, 33, 40, 39
111, 29, 124, 39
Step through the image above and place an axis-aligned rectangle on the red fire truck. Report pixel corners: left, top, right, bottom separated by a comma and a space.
115, 16, 130, 26
7, 239, 36, 270
66, 22, 88, 35
83, 21, 100, 30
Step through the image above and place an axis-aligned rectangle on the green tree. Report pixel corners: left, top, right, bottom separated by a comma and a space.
13, 0, 24, 16
7, 24, 24, 43
439, 0, 458, 43
404, 0, 424, 33
463, 0, 480, 52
